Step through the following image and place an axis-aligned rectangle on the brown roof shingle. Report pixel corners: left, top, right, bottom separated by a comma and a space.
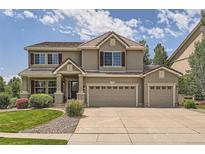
25, 41, 84, 49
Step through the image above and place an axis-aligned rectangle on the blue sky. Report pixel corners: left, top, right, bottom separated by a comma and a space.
0, 9, 201, 82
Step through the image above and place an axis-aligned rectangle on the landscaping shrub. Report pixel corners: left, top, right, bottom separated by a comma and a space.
0, 92, 11, 109
184, 99, 196, 109
29, 94, 53, 108
16, 98, 29, 109
8, 97, 17, 108
66, 100, 84, 117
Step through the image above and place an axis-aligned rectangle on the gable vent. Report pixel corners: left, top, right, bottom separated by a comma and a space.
110, 38, 116, 46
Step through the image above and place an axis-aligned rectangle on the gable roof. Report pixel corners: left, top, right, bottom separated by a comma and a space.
79, 31, 145, 50
169, 22, 203, 62
53, 58, 85, 74
143, 65, 182, 77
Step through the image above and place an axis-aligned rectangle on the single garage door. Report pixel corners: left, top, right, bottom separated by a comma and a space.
149, 86, 174, 108
88, 85, 137, 107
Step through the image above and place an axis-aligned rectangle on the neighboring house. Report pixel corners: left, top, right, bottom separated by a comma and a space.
169, 22, 205, 74
19, 31, 182, 108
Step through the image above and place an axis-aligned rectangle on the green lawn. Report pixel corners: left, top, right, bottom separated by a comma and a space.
0, 137, 67, 145
0, 109, 63, 132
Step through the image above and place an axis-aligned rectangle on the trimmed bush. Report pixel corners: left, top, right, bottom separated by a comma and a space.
8, 97, 17, 108
0, 93, 11, 109
184, 99, 196, 109
29, 94, 53, 108
66, 100, 84, 117
16, 98, 29, 109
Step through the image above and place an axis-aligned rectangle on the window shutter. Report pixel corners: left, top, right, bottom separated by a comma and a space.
59, 53, 62, 64
100, 51, 104, 66
30, 53, 34, 65
122, 52, 125, 66
31, 80, 34, 94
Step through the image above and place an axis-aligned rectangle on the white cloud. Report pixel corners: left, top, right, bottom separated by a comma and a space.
157, 10, 201, 32
3, 9, 15, 17
164, 28, 182, 37
39, 11, 64, 25
147, 27, 165, 39
54, 10, 141, 40
23, 10, 36, 18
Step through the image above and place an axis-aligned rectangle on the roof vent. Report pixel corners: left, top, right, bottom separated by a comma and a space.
110, 38, 116, 46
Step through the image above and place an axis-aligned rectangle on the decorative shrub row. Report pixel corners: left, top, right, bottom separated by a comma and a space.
66, 99, 84, 117
0, 93, 53, 109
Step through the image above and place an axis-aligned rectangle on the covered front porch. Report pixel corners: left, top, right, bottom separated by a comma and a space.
54, 73, 85, 104
20, 58, 86, 105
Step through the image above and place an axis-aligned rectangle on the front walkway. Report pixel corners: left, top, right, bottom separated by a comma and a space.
0, 133, 71, 141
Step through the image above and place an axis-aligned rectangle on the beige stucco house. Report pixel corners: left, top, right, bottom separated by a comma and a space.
19, 32, 182, 108
169, 22, 205, 74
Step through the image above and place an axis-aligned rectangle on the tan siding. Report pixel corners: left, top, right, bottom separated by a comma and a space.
62, 51, 81, 66
144, 69, 178, 107
82, 50, 98, 71
126, 50, 144, 72
171, 27, 203, 74
171, 59, 190, 74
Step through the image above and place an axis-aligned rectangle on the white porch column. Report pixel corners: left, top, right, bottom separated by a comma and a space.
54, 74, 64, 104
20, 76, 30, 98
78, 74, 84, 93
56, 74, 62, 93
77, 74, 85, 103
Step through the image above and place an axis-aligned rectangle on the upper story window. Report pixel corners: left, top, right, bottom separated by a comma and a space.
35, 53, 45, 64
32, 53, 61, 65
104, 51, 121, 66
48, 54, 59, 64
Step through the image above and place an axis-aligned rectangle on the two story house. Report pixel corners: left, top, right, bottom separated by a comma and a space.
19, 32, 182, 108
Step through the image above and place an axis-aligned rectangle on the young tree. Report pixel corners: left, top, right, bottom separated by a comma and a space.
153, 43, 168, 65
0, 76, 5, 92
8, 77, 21, 98
139, 40, 152, 65
188, 37, 205, 99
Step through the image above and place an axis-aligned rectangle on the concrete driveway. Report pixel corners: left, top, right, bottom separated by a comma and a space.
68, 108, 205, 144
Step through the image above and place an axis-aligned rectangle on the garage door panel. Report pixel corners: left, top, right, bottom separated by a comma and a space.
89, 86, 136, 107
150, 86, 173, 108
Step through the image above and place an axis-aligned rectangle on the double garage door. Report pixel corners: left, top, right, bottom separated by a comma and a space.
88, 85, 137, 107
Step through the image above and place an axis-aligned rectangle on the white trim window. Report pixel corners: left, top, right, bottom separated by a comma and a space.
35, 81, 46, 93
104, 51, 121, 66
48, 54, 59, 64
34, 53, 46, 64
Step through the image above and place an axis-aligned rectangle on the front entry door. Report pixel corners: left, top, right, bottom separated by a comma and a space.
70, 81, 79, 99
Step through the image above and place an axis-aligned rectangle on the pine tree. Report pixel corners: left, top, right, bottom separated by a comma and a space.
139, 40, 152, 65
189, 37, 205, 98
153, 43, 168, 65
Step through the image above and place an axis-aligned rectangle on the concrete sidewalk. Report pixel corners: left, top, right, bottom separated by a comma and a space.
0, 133, 71, 141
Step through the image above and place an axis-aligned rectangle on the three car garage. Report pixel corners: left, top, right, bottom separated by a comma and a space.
85, 67, 181, 108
